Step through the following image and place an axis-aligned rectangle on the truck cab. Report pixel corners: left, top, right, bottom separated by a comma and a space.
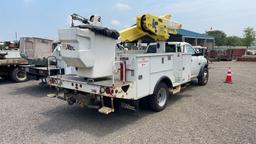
146, 42, 207, 79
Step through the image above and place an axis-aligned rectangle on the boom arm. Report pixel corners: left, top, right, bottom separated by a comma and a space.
119, 14, 182, 42
71, 13, 89, 27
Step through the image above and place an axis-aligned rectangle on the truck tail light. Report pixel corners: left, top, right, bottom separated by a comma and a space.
48, 78, 56, 85
106, 87, 114, 95
120, 63, 126, 81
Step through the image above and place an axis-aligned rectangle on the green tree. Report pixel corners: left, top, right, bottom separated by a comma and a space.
225, 36, 243, 46
207, 30, 227, 46
242, 27, 256, 48
252, 40, 256, 46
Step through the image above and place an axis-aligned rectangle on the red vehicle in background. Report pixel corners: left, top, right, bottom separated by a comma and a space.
208, 48, 246, 61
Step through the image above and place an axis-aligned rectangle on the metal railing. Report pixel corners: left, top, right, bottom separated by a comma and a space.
47, 56, 62, 77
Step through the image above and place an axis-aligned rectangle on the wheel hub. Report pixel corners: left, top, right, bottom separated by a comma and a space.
157, 88, 167, 107
16, 71, 27, 80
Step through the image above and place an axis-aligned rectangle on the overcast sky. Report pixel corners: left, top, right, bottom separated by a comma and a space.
0, 0, 255, 41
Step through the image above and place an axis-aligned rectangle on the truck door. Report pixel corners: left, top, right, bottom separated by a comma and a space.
185, 44, 200, 77
173, 44, 183, 83
182, 54, 192, 83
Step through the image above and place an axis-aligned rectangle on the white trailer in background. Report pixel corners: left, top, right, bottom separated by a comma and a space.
47, 14, 209, 114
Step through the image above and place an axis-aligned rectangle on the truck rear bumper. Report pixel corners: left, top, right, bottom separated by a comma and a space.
47, 75, 134, 100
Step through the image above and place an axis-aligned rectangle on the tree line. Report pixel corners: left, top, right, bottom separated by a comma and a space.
207, 27, 256, 48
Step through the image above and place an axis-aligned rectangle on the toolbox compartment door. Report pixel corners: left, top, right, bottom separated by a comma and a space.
136, 57, 150, 98
182, 54, 192, 83
173, 53, 183, 83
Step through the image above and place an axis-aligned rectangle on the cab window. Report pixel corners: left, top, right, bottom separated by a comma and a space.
165, 44, 176, 52
186, 44, 196, 55
147, 44, 157, 53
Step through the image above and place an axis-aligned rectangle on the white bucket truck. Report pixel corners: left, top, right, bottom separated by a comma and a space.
48, 14, 209, 114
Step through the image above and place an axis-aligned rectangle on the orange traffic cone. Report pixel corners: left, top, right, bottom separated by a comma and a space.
225, 67, 233, 84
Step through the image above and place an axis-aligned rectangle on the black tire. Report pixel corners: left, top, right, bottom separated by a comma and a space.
10, 67, 27, 82
149, 83, 169, 112
197, 67, 209, 86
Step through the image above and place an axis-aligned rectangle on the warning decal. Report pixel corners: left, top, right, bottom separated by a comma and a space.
138, 58, 149, 68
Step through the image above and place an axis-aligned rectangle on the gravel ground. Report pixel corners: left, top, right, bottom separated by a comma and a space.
0, 61, 255, 144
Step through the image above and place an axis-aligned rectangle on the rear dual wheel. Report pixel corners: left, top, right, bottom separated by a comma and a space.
149, 83, 169, 112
